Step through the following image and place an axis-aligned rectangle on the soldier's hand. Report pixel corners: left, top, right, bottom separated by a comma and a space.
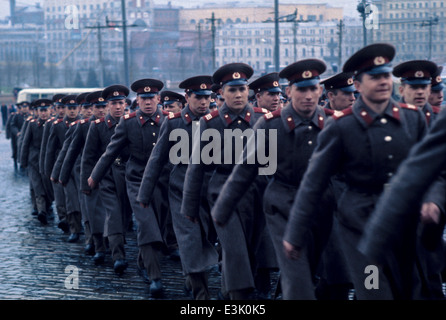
82, 190, 91, 195
283, 240, 301, 260
59, 180, 66, 187
88, 177, 97, 189
140, 202, 149, 208
213, 218, 226, 227
185, 215, 198, 224
420, 202, 441, 224
50, 177, 58, 183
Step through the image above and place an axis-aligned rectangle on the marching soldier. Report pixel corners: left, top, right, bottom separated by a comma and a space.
160, 90, 185, 114
181, 63, 269, 300
320, 72, 356, 111
9, 101, 30, 172
246, 72, 283, 299
282, 43, 432, 299
40, 94, 65, 230
211, 59, 330, 300
138, 75, 219, 299
45, 95, 82, 242
88, 81, 169, 296
58, 92, 99, 256
393, 60, 440, 127
428, 66, 444, 109
20, 99, 52, 224
82, 87, 131, 272
249, 72, 282, 112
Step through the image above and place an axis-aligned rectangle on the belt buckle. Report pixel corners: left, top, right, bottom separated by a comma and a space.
114, 157, 122, 166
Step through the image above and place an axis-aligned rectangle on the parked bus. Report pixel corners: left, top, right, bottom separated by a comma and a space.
16, 87, 102, 104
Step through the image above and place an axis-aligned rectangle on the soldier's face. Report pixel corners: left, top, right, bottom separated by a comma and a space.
287, 84, 322, 118
38, 108, 50, 121
137, 95, 160, 115
186, 93, 210, 116
163, 101, 183, 114
108, 99, 125, 119
66, 105, 80, 119
81, 106, 93, 118
327, 90, 356, 111
399, 84, 431, 108
255, 91, 281, 112
21, 106, 29, 114
355, 72, 393, 104
56, 105, 66, 117
429, 90, 444, 108
221, 84, 249, 113
93, 105, 107, 118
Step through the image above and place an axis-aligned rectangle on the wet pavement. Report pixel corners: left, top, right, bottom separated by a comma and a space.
0, 130, 232, 301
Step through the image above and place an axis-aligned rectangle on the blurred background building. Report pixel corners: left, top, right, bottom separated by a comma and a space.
0, 0, 443, 94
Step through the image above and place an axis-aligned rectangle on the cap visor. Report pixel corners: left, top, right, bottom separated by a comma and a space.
138, 93, 157, 98
224, 79, 248, 86
340, 85, 356, 93
107, 97, 126, 101
267, 87, 282, 93
193, 90, 213, 96
293, 78, 320, 88
365, 65, 393, 75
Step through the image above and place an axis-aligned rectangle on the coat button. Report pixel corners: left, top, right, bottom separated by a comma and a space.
380, 118, 387, 124
237, 120, 242, 124
308, 140, 313, 145
153, 132, 156, 136
384, 136, 392, 142
308, 126, 313, 130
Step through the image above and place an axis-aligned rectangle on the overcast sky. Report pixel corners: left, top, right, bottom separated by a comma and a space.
0, 0, 361, 19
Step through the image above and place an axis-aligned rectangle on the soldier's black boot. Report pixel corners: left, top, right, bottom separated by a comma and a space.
37, 212, 48, 225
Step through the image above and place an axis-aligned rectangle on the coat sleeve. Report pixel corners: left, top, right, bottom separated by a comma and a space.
51, 126, 74, 181
44, 124, 59, 178
59, 124, 83, 185
80, 122, 101, 192
19, 121, 32, 168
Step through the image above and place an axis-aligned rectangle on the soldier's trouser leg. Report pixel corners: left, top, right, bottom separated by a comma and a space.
108, 233, 125, 261
68, 211, 82, 234
139, 243, 162, 281
36, 195, 47, 215
84, 221, 92, 245
92, 233, 106, 253
188, 272, 210, 300
53, 183, 67, 222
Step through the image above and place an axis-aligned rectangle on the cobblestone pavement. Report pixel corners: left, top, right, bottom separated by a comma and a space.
0, 130, 234, 301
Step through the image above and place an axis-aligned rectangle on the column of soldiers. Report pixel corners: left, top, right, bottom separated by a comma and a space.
11, 41, 446, 300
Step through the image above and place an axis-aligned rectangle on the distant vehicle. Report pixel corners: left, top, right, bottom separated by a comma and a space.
16, 87, 102, 104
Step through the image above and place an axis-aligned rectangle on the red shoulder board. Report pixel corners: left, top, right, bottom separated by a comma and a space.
264, 108, 282, 121
324, 108, 334, 116
399, 103, 418, 111
204, 109, 220, 122
124, 111, 137, 120
253, 107, 269, 114
432, 106, 441, 114
30, 119, 36, 123
80, 118, 90, 125
54, 118, 63, 125
162, 110, 171, 116
332, 107, 353, 120
168, 111, 182, 120
70, 120, 80, 127
94, 117, 105, 124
